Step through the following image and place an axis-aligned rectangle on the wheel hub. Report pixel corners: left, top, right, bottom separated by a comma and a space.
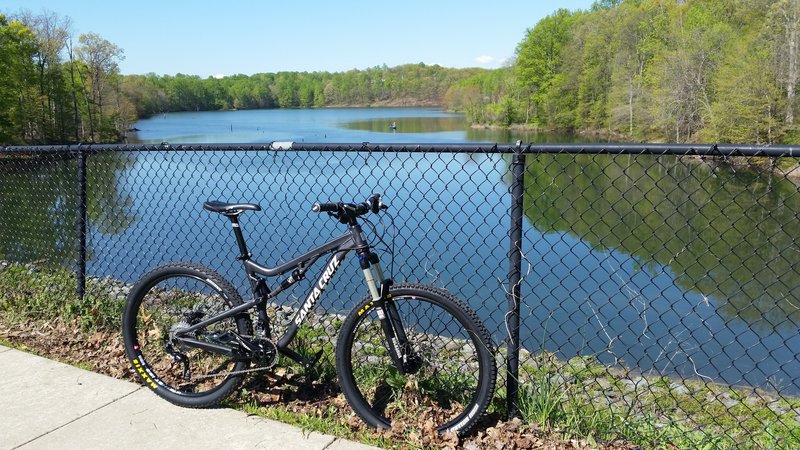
168, 321, 193, 348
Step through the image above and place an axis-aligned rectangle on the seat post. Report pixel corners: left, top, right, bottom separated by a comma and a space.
227, 214, 251, 260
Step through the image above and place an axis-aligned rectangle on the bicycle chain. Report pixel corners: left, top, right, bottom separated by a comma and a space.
193, 365, 273, 380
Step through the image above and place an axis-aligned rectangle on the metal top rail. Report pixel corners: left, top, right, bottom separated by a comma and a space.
1, 141, 800, 157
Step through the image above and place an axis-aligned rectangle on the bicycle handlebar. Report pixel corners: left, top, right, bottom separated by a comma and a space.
312, 193, 385, 216
311, 202, 340, 213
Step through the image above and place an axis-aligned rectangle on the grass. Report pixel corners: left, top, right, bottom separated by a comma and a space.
0, 263, 124, 332
512, 352, 800, 449
517, 370, 566, 428
290, 323, 338, 381
239, 400, 392, 448
0, 336, 27, 351
3, 262, 800, 449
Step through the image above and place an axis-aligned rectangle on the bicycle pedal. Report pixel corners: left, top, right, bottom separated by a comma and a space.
304, 349, 324, 370
181, 359, 191, 380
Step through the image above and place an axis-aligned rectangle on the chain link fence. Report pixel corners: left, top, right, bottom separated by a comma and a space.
1, 142, 799, 447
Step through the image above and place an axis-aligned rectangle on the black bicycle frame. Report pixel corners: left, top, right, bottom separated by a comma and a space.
247, 234, 354, 349
173, 230, 356, 341
172, 215, 414, 371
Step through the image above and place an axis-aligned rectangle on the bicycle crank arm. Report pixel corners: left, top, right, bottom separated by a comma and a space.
278, 347, 324, 371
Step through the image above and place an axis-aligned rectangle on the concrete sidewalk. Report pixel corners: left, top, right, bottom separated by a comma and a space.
0, 345, 379, 450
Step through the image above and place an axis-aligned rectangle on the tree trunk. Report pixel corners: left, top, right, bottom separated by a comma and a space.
628, 77, 634, 135
784, 0, 799, 125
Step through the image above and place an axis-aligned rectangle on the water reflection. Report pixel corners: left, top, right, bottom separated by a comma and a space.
341, 116, 467, 133
6, 107, 799, 390
522, 154, 800, 333
341, 115, 607, 144
0, 152, 136, 267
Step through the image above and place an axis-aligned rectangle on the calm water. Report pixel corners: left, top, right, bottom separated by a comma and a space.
127, 108, 586, 145
3, 108, 799, 393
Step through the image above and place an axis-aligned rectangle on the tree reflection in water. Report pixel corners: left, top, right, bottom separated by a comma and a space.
522, 154, 800, 334
0, 152, 135, 268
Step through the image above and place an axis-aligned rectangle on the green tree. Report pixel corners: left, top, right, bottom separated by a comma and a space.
164, 74, 211, 111
296, 73, 316, 108
76, 32, 125, 141
606, 1, 661, 137
443, 68, 514, 125
769, 0, 800, 128
647, 0, 733, 142
273, 72, 298, 108
0, 15, 37, 144
708, 34, 781, 143
515, 9, 579, 126
14, 10, 73, 143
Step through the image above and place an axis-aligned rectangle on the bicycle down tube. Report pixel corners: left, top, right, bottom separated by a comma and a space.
276, 248, 350, 349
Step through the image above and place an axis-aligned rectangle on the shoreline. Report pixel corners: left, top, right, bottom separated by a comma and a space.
467, 122, 800, 183
135, 100, 446, 120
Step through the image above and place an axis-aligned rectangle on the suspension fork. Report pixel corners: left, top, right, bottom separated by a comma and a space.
359, 250, 420, 374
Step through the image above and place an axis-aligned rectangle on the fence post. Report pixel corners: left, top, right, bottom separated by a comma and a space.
76, 145, 87, 301
506, 142, 526, 418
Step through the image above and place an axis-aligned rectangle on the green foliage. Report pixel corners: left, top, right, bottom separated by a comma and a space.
6, 3, 800, 145
0, 263, 124, 332
515, 9, 580, 127
115, 64, 485, 118
708, 32, 781, 143
0, 15, 38, 144
0, 12, 128, 145
443, 0, 800, 144
517, 369, 566, 428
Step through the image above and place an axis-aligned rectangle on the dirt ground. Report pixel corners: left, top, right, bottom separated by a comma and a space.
0, 318, 638, 450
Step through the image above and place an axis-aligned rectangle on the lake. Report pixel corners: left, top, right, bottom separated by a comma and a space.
3, 107, 799, 394
127, 107, 586, 145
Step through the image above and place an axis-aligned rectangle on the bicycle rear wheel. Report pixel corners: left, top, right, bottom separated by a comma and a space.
122, 263, 252, 407
335, 283, 496, 435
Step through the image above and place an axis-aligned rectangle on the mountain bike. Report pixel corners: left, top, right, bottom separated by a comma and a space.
122, 194, 496, 435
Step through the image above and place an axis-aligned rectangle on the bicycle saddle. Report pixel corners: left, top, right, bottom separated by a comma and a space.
203, 201, 262, 215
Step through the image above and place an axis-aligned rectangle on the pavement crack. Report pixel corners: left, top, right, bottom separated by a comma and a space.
13, 387, 142, 449
320, 437, 338, 450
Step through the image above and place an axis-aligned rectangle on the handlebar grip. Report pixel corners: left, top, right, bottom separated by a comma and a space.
367, 193, 381, 213
312, 202, 339, 213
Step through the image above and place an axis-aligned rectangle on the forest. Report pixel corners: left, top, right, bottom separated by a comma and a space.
0, 10, 482, 144
2, 0, 799, 144
0, 11, 127, 144
122, 65, 484, 117
446, 0, 800, 144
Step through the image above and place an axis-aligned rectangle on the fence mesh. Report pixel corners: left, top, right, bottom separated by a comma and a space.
1, 143, 799, 446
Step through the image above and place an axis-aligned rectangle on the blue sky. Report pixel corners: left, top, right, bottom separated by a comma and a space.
3, 1, 596, 77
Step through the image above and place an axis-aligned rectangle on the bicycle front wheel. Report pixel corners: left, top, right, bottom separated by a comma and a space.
122, 263, 252, 407
336, 283, 496, 435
